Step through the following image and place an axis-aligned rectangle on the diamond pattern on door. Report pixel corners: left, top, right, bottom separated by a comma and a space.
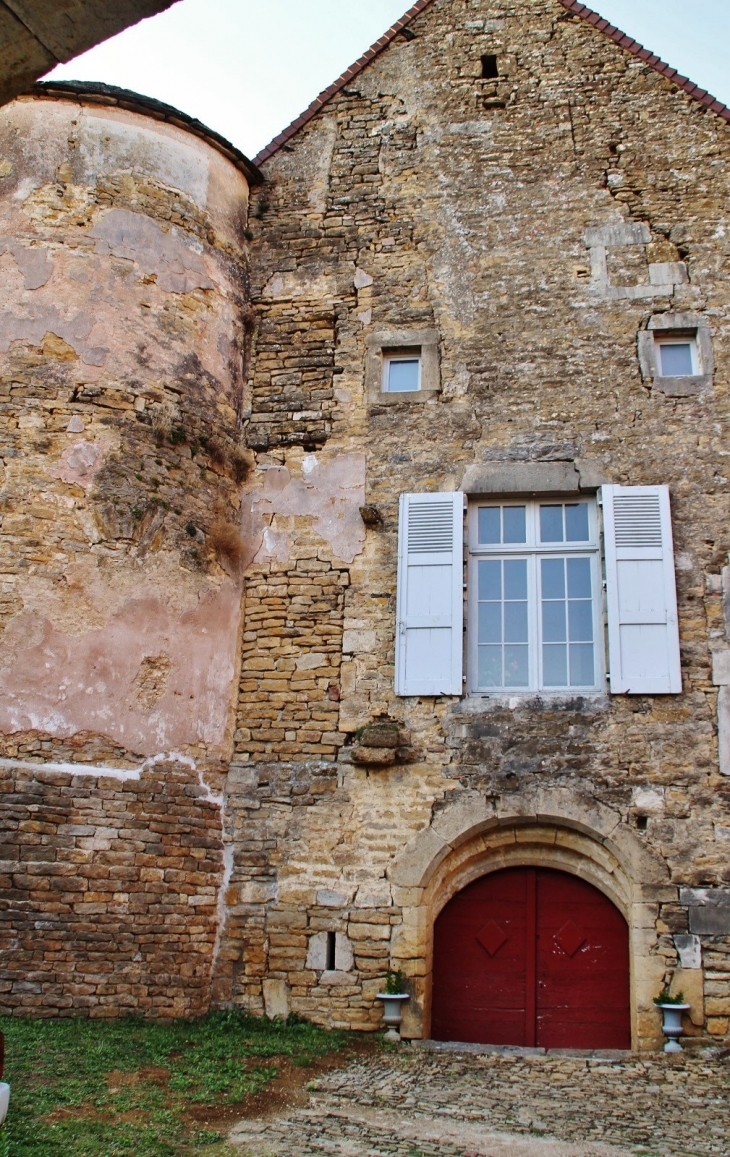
555, 919, 586, 958
477, 920, 508, 957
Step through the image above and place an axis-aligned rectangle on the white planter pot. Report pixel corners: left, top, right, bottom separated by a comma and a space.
376, 993, 410, 1042
0, 1082, 9, 1126
656, 1002, 690, 1052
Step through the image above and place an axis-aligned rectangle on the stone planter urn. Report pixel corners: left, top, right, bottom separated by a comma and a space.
656, 1002, 690, 1052
376, 992, 410, 1042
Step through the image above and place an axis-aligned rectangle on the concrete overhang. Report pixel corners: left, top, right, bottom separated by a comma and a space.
0, 0, 180, 107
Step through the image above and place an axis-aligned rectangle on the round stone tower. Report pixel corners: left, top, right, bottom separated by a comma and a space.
0, 82, 260, 764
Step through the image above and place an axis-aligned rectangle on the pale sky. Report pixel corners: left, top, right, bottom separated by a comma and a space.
44, 1, 730, 162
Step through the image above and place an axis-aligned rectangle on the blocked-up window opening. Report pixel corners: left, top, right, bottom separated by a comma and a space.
481, 54, 499, 78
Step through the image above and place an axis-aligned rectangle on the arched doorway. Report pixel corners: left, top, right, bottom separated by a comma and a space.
431, 866, 630, 1049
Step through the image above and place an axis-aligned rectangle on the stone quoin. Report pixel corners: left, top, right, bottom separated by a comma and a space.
0, 0, 729, 1050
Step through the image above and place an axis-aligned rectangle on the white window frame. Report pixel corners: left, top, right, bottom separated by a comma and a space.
467, 496, 605, 696
382, 349, 422, 394
654, 334, 699, 378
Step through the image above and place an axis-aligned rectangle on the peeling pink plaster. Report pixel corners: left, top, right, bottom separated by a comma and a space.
0, 583, 242, 758
91, 209, 215, 294
243, 453, 366, 566
48, 439, 106, 489
0, 303, 107, 366
0, 239, 53, 289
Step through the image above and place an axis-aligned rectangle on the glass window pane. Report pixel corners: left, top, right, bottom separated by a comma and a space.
479, 560, 502, 600
568, 600, 594, 642
567, 557, 591, 599
541, 557, 565, 599
503, 506, 526, 544
503, 558, 527, 600
479, 646, 503, 687
569, 643, 595, 686
543, 644, 568, 686
565, 502, 589, 542
540, 505, 564, 542
504, 645, 529, 687
504, 601, 528, 643
542, 601, 567, 643
659, 343, 693, 377
478, 507, 501, 544
478, 602, 502, 644
387, 358, 420, 391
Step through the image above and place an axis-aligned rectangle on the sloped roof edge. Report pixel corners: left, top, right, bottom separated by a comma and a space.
28, 80, 263, 185
253, 0, 730, 167
253, 0, 434, 165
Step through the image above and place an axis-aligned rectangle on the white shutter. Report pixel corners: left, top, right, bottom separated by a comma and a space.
395, 492, 464, 696
602, 485, 681, 694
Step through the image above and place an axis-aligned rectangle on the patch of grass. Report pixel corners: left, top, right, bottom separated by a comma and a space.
2, 1010, 348, 1157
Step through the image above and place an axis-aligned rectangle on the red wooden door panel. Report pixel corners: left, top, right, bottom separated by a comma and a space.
536, 870, 631, 1049
431, 869, 531, 1045
431, 867, 630, 1049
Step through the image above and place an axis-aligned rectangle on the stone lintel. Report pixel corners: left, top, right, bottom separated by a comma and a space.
461, 461, 581, 495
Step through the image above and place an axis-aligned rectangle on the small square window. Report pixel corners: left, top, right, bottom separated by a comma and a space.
382, 348, 421, 393
656, 337, 697, 378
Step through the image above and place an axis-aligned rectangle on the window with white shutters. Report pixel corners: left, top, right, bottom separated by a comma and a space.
395, 492, 464, 696
467, 498, 603, 694
602, 484, 681, 694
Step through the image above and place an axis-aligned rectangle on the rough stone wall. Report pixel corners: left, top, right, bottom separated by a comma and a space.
226, 0, 730, 1046
0, 92, 251, 1013
3, 0, 730, 1047
0, 760, 223, 1018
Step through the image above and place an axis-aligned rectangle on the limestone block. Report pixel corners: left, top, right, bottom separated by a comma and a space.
316, 888, 351, 908
239, 881, 277, 905
431, 792, 496, 848
342, 629, 376, 654
674, 934, 701, 969
263, 978, 290, 1020
605, 825, 669, 885
712, 650, 730, 685
350, 745, 396, 766
354, 882, 393, 908
460, 461, 579, 495
682, 888, 730, 934
648, 262, 688, 285
388, 826, 450, 888
670, 968, 704, 1027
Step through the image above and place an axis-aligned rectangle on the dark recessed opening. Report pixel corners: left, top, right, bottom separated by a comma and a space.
481, 54, 499, 79
636, 815, 649, 831
326, 930, 336, 970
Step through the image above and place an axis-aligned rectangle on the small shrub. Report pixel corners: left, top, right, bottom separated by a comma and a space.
209, 520, 246, 575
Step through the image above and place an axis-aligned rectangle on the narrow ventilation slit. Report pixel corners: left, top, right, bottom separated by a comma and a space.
481, 54, 499, 79
326, 931, 336, 971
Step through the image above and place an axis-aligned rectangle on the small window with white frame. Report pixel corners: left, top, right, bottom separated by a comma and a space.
468, 497, 604, 694
382, 347, 422, 393
655, 333, 698, 378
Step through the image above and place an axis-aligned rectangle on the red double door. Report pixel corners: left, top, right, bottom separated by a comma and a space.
432, 867, 630, 1049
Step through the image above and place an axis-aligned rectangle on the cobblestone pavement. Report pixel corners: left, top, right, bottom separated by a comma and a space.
230, 1044, 730, 1157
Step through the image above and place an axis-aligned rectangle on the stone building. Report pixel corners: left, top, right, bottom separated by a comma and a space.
0, 0, 729, 1051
